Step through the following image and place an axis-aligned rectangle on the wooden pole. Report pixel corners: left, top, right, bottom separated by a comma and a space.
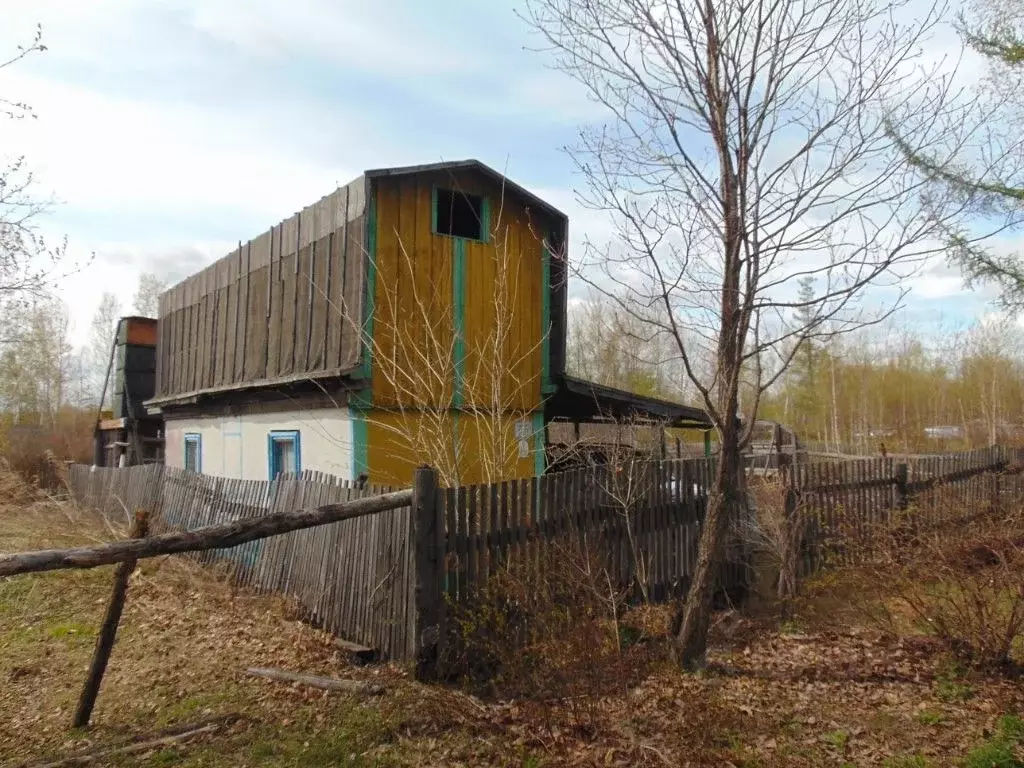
73, 510, 149, 728
895, 463, 909, 512
0, 488, 412, 578
412, 466, 441, 680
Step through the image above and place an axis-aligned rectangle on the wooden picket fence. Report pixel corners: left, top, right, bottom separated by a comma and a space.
437, 457, 730, 606
64, 445, 1024, 662
789, 445, 1024, 570
66, 463, 416, 660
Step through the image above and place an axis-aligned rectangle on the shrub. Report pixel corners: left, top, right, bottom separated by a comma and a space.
827, 495, 1024, 674
0, 408, 93, 488
442, 533, 657, 733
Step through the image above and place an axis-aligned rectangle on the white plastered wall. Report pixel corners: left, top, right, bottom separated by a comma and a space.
164, 407, 355, 481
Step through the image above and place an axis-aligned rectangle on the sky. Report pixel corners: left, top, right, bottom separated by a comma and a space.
0, 0, 1009, 348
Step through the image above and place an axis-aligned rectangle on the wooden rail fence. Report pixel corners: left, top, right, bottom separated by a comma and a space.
782, 445, 1024, 571
63, 445, 1024, 665
437, 457, 726, 606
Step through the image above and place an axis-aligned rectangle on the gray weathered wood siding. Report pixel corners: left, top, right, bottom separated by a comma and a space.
154, 176, 368, 401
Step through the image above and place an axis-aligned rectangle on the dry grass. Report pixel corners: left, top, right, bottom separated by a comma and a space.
800, 499, 1024, 674
2, 469, 1023, 766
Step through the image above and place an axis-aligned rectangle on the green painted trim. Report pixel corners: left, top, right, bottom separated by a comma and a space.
452, 238, 466, 407
351, 407, 369, 480
532, 410, 545, 477
357, 187, 377, 386
349, 387, 372, 410
268, 430, 301, 480
540, 244, 555, 394
704, 430, 711, 458
481, 197, 491, 244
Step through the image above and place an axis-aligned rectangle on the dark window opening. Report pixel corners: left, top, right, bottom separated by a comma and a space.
435, 188, 484, 241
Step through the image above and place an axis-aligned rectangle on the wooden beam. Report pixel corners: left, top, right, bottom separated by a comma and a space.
29, 715, 240, 768
0, 489, 412, 578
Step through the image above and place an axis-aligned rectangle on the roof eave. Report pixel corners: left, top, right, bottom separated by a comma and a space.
364, 159, 568, 225
549, 375, 713, 429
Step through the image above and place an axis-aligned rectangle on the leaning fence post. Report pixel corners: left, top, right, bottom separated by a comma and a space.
73, 509, 149, 728
412, 466, 443, 681
990, 470, 1002, 514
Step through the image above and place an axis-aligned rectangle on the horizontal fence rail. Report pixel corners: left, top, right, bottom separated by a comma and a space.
66, 464, 416, 661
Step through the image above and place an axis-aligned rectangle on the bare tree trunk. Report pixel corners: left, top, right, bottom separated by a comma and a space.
674, 430, 744, 669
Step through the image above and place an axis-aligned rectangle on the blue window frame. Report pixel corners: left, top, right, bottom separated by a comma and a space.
268, 430, 301, 480
184, 433, 202, 473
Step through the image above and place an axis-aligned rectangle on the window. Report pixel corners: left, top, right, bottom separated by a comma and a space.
434, 187, 487, 241
184, 433, 202, 473
268, 430, 301, 480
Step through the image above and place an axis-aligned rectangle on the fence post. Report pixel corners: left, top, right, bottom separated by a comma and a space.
412, 465, 443, 681
73, 509, 149, 728
990, 470, 1002, 514
895, 463, 909, 511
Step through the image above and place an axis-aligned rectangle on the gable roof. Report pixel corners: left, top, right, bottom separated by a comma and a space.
365, 159, 568, 225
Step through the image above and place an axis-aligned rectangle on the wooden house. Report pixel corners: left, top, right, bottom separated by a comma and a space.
146, 160, 710, 485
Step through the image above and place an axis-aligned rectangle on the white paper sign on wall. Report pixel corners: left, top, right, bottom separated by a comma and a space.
514, 419, 532, 441
518, 439, 530, 459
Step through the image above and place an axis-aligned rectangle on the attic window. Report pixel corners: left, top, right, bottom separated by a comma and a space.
434, 188, 487, 242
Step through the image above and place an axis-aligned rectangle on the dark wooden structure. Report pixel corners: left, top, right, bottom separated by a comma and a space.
94, 317, 164, 467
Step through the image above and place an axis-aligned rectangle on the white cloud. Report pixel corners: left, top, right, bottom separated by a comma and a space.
180, 0, 471, 76
908, 270, 966, 299
0, 72, 362, 219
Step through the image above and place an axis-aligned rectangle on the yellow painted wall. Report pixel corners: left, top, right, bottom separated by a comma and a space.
366, 169, 557, 487
365, 409, 540, 488
371, 171, 552, 411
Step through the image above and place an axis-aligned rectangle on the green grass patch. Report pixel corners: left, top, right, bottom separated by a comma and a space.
963, 715, 1024, 768
46, 620, 95, 641
882, 754, 932, 768
916, 709, 944, 726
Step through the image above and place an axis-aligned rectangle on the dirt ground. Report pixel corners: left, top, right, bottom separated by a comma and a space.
1, 488, 1022, 767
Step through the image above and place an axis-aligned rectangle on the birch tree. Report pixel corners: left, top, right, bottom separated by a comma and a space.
132, 272, 167, 317
88, 292, 122, 407
523, 0, 974, 667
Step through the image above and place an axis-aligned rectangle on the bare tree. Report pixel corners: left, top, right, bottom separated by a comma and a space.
567, 290, 701, 402
88, 292, 122, 408
132, 272, 167, 317
0, 26, 81, 320
551, 416, 671, 603
523, 0, 976, 667
0, 295, 74, 425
